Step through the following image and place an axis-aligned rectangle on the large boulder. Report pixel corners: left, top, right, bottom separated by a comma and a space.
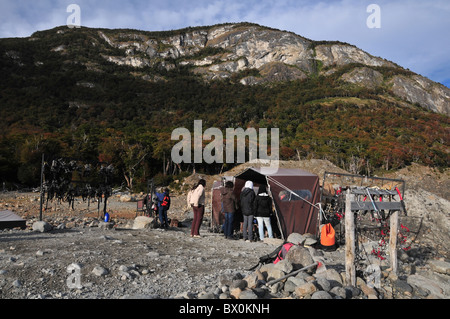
285, 244, 315, 270
286, 233, 306, 246
259, 263, 285, 282
119, 194, 136, 202
32, 221, 52, 233
132, 216, 157, 229
295, 282, 317, 297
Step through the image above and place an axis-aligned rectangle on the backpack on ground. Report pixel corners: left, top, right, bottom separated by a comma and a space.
248, 241, 294, 271
273, 242, 294, 264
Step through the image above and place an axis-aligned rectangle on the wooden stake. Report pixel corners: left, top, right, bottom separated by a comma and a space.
39, 153, 44, 222
389, 210, 398, 274
345, 189, 356, 286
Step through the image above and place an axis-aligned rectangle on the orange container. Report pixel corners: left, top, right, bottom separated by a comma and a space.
320, 223, 336, 247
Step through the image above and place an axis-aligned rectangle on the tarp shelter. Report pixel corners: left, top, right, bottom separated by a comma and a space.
0, 210, 26, 230
211, 180, 224, 231
233, 167, 321, 239
210, 176, 237, 231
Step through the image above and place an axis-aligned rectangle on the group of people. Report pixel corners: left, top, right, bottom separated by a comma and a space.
221, 180, 274, 242
151, 178, 206, 236
154, 188, 171, 229
156, 177, 274, 241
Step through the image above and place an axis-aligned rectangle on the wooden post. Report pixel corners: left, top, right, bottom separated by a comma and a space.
39, 153, 44, 222
389, 210, 398, 274
345, 189, 356, 286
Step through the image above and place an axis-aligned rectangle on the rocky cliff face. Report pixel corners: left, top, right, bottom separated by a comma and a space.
27, 23, 450, 116
389, 75, 450, 115
92, 23, 449, 116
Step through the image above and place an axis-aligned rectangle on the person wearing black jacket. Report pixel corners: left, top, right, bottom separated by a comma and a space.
254, 184, 274, 241
240, 181, 255, 242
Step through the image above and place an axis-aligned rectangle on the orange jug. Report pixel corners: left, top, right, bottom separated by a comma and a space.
320, 223, 336, 247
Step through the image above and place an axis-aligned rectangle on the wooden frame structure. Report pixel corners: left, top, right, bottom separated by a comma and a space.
321, 172, 406, 286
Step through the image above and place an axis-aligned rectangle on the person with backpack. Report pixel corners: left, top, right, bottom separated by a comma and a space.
254, 184, 274, 241
156, 188, 170, 229
240, 181, 255, 242
190, 179, 206, 238
221, 181, 238, 239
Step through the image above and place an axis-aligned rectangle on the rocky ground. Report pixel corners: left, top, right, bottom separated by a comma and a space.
1, 160, 449, 301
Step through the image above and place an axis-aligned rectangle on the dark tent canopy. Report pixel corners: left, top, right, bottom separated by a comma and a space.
233, 167, 321, 239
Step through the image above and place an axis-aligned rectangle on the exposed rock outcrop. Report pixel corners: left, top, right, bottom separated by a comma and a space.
390, 75, 450, 115
90, 23, 450, 115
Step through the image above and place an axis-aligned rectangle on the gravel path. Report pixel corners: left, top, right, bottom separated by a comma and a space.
0, 218, 279, 299
2, 189, 449, 301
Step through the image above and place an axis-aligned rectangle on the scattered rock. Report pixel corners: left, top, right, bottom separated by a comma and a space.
286, 233, 306, 246
119, 194, 134, 202
407, 274, 446, 298
429, 259, 450, 275
295, 282, 317, 297
99, 221, 114, 230
311, 290, 333, 299
92, 266, 109, 277
239, 289, 259, 299
260, 263, 285, 282
0, 180, 449, 300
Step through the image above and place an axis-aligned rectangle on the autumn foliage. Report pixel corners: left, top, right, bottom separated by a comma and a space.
0, 28, 448, 190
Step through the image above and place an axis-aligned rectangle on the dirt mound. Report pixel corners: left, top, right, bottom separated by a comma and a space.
219, 159, 347, 180
385, 163, 449, 200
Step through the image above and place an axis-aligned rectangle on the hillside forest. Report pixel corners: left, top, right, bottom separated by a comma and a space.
0, 26, 448, 192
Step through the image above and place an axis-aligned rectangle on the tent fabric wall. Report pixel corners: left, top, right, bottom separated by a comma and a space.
211, 181, 224, 229
234, 168, 320, 239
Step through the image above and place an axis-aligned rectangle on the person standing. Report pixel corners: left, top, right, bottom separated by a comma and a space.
155, 188, 171, 229
190, 179, 206, 238
254, 184, 274, 241
240, 181, 255, 242
186, 183, 197, 209
221, 181, 238, 239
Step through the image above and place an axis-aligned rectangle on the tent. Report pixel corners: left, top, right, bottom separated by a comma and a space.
233, 167, 321, 239
0, 210, 26, 230
210, 180, 224, 231
210, 176, 236, 232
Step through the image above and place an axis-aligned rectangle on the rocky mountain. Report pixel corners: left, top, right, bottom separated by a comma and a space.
6, 22, 448, 115
0, 22, 448, 188
92, 23, 448, 115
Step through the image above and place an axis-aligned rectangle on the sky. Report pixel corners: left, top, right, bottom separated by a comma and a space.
1, 0, 449, 88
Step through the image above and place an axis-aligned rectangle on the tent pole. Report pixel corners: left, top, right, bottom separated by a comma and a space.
39, 153, 44, 222
266, 177, 284, 240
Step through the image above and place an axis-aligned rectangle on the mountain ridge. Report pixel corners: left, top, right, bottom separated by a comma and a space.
28, 22, 447, 115
0, 22, 448, 188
